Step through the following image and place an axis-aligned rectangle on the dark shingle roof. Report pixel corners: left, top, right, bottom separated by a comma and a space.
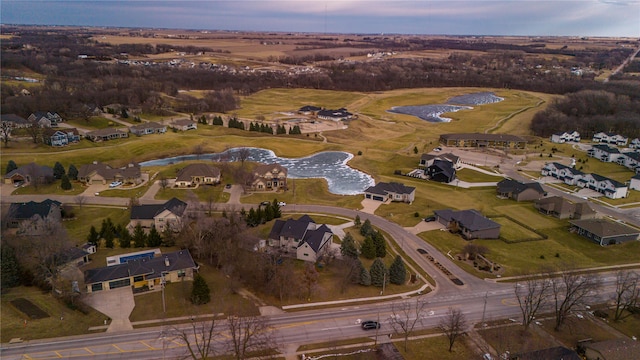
4, 163, 54, 179
435, 209, 500, 231
130, 197, 187, 220
85, 250, 196, 284
304, 224, 331, 252
497, 178, 545, 195
584, 339, 640, 360
365, 182, 415, 196
176, 163, 221, 182
440, 133, 526, 142
8, 199, 61, 220
570, 219, 640, 238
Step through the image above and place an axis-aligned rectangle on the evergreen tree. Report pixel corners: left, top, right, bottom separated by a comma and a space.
360, 219, 373, 237
6, 160, 17, 174
60, 174, 72, 190
264, 203, 274, 222
373, 231, 387, 258
100, 218, 115, 238
277, 125, 286, 134
354, 214, 361, 227
1, 245, 21, 288
119, 228, 131, 248
340, 233, 359, 259
359, 263, 371, 286
87, 225, 100, 245
67, 164, 78, 180
147, 227, 162, 247
389, 255, 407, 285
212, 116, 223, 125
272, 199, 282, 218
121, 108, 129, 118
190, 274, 211, 305
369, 258, 389, 287
361, 236, 376, 259
104, 227, 115, 248
161, 227, 176, 247
133, 223, 147, 247
246, 208, 258, 227
53, 161, 65, 179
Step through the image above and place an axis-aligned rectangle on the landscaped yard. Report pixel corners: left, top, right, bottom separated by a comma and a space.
394, 334, 477, 360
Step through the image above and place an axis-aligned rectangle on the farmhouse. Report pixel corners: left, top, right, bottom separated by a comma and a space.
364, 182, 416, 203
85, 128, 129, 142
434, 209, 501, 240
3, 163, 54, 185
129, 197, 187, 232
570, 219, 640, 246
534, 196, 596, 219
129, 122, 167, 136
175, 163, 221, 187
84, 249, 197, 293
250, 163, 287, 191
496, 179, 546, 201
268, 215, 333, 262
77, 161, 142, 185
439, 133, 526, 149
426, 159, 457, 183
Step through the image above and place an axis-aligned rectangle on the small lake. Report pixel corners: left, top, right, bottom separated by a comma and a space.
388, 92, 504, 122
140, 148, 374, 195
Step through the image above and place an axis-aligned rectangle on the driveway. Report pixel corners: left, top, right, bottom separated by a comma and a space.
82, 287, 135, 332
360, 199, 383, 214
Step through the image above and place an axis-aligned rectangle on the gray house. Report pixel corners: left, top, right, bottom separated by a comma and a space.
569, 219, 640, 246
496, 179, 546, 201
364, 182, 415, 203
434, 209, 501, 240
534, 196, 596, 219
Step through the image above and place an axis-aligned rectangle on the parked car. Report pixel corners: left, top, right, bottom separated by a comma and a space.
109, 181, 122, 188
424, 216, 436, 222
434, 147, 442, 152
361, 320, 380, 330
225, 183, 232, 189
278, 201, 286, 207
13, 181, 24, 188
260, 201, 271, 206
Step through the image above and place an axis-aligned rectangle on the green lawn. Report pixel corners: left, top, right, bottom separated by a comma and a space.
493, 216, 545, 243
11, 181, 85, 196
455, 168, 504, 183
66, 116, 121, 130
63, 205, 131, 245
394, 334, 476, 360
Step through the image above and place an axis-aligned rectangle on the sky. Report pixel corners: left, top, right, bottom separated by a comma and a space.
1, 1, 639, 37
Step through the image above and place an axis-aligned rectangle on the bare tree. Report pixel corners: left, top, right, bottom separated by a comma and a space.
159, 175, 169, 190
206, 192, 215, 216
1, 121, 12, 147
439, 307, 467, 352
613, 271, 639, 321
74, 195, 87, 209
551, 268, 601, 331
27, 123, 42, 144
301, 262, 319, 301
515, 277, 552, 331
174, 316, 220, 360
226, 314, 274, 360
194, 143, 205, 160
389, 297, 430, 351
237, 147, 251, 168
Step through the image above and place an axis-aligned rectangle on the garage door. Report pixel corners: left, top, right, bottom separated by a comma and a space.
372, 196, 384, 201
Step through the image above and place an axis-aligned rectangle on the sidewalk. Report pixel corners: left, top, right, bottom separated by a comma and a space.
488, 262, 640, 283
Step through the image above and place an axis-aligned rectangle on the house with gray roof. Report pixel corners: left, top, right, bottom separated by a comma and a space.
42, 127, 80, 147
28, 111, 63, 127
175, 163, 221, 188
268, 215, 333, 262
84, 249, 197, 293
364, 182, 415, 203
434, 209, 501, 240
592, 132, 628, 146
77, 161, 142, 185
584, 338, 640, 360
629, 174, 640, 191
85, 128, 129, 142
251, 163, 287, 191
426, 159, 457, 183
3, 162, 54, 185
570, 218, 640, 246
129, 121, 167, 136
420, 153, 461, 169
534, 196, 596, 219
512, 346, 581, 360
6, 199, 62, 229
129, 197, 187, 233
1, 114, 30, 128
496, 179, 546, 201
588, 144, 625, 163
171, 119, 197, 131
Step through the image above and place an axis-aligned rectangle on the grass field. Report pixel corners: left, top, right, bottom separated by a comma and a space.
394, 334, 476, 360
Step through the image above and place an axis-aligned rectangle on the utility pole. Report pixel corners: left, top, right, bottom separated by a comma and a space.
481, 291, 488, 327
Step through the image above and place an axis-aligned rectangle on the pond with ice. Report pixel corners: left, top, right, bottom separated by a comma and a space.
388, 92, 504, 122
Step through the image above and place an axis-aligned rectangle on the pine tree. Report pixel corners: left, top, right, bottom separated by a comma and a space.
360, 219, 373, 237
213, 116, 223, 125
340, 233, 359, 259
133, 223, 147, 247
60, 174, 72, 190
67, 164, 78, 180
104, 227, 115, 248
6, 160, 17, 174
87, 225, 100, 245
147, 227, 162, 247
354, 214, 361, 227
119, 228, 131, 248
1, 245, 21, 288
361, 236, 376, 259
272, 199, 282, 218
161, 227, 176, 247
359, 263, 371, 286
53, 161, 65, 179
373, 231, 386, 258
389, 255, 407, 285
190, 274, 211, 305
369, 258, 388, 287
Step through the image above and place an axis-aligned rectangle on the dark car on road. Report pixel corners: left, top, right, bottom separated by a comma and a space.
417, 248, 428, 255
361, 320, 381, 330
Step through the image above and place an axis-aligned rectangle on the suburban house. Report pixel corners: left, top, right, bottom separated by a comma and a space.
77, 161, 142, 185
426, 159, 457, 183
629, 174, 640, 191
268, 215, 333, 262
419, 153, 461, 169
52, 247, 91, 269
364, 182, 416, 203
6, 199, 62, 229
85, 128, 129, 142
84, 249, 197, 293
129, 197, 187, 232
250, 163, 287, 191
511, 346, 581, 360
496, 179, 546, 201
316, 108, 353, 121
569, 218, 640, 246
28, 111, 63, 127
577, 173, 628, 199
298, 105, 321, 115
129, 122, 167, 136
584, 338, 640, 360
534, 196, 596, 219
618, 151, 640, 172
541, 162, 585, 185
171, 119, 197, 131
588, 144, 625, 163
42, 127, 81, 147
550, 131, 581, 143
434, 209, 501, 240
175, 163, 221, 187
3, 163, 54, 185
592, 132, 628, 146
439, 133, 526, 149
1, 114, 30, 128
629, 138, 640, 149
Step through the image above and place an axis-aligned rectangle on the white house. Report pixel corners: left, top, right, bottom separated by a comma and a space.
592, 132, 628, 146
550, 131, 580, 143
629, 174, 640, 191
577, 173, 628, 199
629, 138, 640, 149
588, 144, 625, 163
541, 162, 585, 186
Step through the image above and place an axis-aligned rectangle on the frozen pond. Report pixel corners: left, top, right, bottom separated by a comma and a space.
388, 92, 504, 122
140, 148, 374, 195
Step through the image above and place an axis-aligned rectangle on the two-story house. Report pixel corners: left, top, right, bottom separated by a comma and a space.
577, 173, 628, 199
588, 144, 625, 163
128, 197, 187, 232
550, 131, 581, 143
28, 111, 63, 127
541, 162, 585, 185
42, 128, 81, 147
419, 153, 461, 169
268, 215, 333, 262
592, 132, 628, 146
251, 163, 287, 191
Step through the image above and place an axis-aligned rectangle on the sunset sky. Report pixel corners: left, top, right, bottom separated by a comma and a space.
1, 1, 639, 37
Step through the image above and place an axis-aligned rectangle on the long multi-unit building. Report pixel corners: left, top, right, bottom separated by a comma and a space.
541, 162, 628, 199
